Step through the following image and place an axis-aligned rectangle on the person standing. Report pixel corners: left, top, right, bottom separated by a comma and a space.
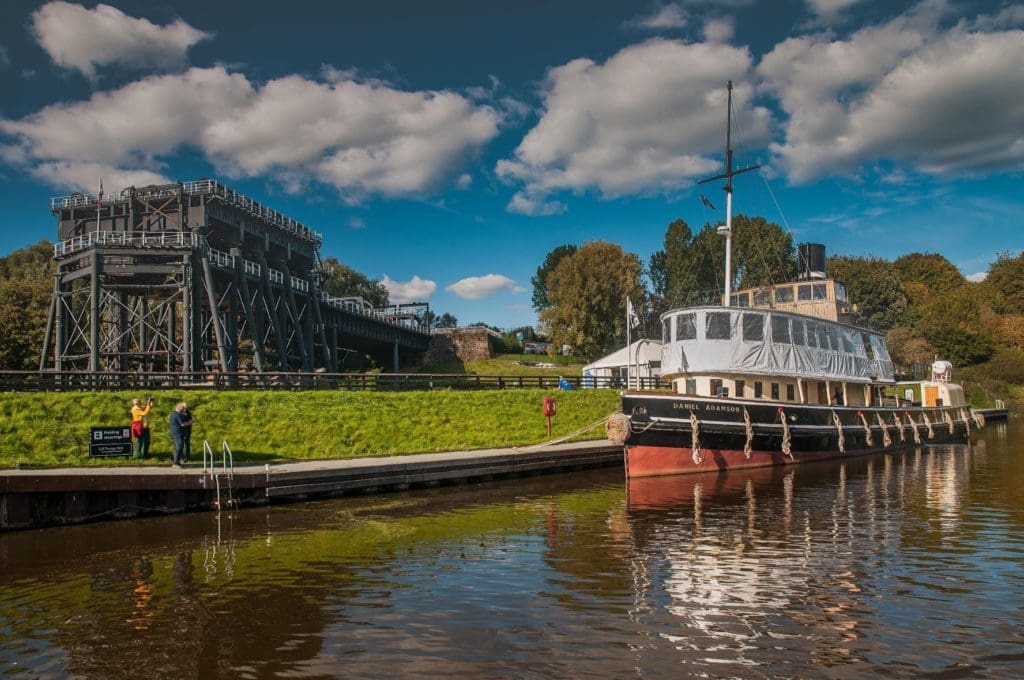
181, 403, 194, 463
130, 396, 155, 459
169, 402, 192, 468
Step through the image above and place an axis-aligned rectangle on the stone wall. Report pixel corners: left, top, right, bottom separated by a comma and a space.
423, 327, 494, 365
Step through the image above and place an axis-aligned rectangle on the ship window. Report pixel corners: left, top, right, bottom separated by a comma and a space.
786, 384, 795, 401
753, 289, 771, 305
675, 313, 696, 341
742, 313, 764, 341
706, 312, 732, 339
793, 319, 806, 345
662, 318, 671, 343
831, 328, 842, 353
798, 284, 812, 301
771, 315, 791, 343
817, 324, 830, 349
735, 380, 745, 398
841, 330, 855, 353
685, 378, 697, 394
754, 381, 763, 398
774, 285, 794, 303
835, 282, 848, 302
730, 292, 750, 307
813, 283, 828, 300
804, 322, 817, 347
862, 333, 875, 359
710, 379, 726, 397
771, 383, 780, 400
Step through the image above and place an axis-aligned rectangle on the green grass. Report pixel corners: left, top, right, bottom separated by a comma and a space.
0, 388, 621, 469
422, 353, 586, 376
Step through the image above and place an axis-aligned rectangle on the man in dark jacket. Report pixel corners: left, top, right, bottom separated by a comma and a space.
169, 403, 193, 468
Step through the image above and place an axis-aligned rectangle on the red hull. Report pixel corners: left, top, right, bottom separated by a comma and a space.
627, 443, 890, 478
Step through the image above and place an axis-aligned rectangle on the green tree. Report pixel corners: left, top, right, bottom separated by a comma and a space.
918, 284, 995, 366
986, 251, 1024, 314
541, 241, 645, 360
893, 252, 966, 306
0, 241, 56, 370
731, 215, 797, 289
320, 257, 389, 308
531, 244, 577, 312
827, 255, 908, 330
434, 312, 458, 328
885, 327, 935, 373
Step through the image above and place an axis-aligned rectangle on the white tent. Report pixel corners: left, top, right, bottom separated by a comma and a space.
582, 340, 663, 388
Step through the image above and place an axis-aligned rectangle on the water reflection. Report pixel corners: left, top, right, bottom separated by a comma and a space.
1, 421, 1023, 678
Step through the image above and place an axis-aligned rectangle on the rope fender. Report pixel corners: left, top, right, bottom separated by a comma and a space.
921, 412, 935, 439
960, 408, 971, 438
943, 409, 956, 435
893, 412, 906, 443
690, 412, 702, 466
832, 410, 846, 454
858, 410, 874, 447
778, 407, 793, 458
876, 412, 893, 447
906, 412, 922, 445
971, 408, 986, 428
743, 407, 754, 460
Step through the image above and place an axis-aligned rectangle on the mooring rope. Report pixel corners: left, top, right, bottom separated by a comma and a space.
832, 410, 846, 454
858, 411, 874, 447
516, 414, 613, 452
690, 412, 702, 465
876, 412, 892, 447
893, 412, 906, 443
906, 412, 922, 444
743, 407, 754, 460
778, 407, 793, 458
921, 412, 934, 439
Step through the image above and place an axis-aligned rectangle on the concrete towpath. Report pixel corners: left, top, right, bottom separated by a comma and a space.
1, 439, 624, 530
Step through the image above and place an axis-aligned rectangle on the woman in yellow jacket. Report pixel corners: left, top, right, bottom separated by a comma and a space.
130, 396, 155, 459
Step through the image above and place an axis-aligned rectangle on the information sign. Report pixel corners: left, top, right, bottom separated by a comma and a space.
89, 426, 132, 457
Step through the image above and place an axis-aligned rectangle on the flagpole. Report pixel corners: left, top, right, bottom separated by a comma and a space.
626, 297, 631, 390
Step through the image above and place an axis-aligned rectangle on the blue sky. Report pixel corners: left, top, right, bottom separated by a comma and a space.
0, 0, 1022, 330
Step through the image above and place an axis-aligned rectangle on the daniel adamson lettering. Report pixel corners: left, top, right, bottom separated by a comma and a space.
672, 402, 742, 414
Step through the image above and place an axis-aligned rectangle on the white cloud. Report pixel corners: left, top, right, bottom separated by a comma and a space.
455, 173, 472, 189
632, 4, 688, 30
347, 217, 366, 229
0, 66, 501, 197
805, 0, 862, 24
507, 192, 566, 216
758, 4, 1024, 182
381, 275, 437, 304
965, 271, 987, 282
31, 1, 210, 81
703, 18, 735, 43
498, 39, 771, 207
445, 274, 519, 300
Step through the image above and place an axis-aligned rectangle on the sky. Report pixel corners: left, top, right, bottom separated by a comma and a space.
0, 0, 1022, 330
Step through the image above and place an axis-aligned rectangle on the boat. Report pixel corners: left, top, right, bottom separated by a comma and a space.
606, 82, 994, 478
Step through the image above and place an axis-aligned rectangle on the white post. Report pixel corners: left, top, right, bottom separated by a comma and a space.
626, 300, 632, 390
724, 190, 733, 306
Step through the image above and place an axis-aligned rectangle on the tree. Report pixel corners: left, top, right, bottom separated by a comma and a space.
531, 244, 577, 312
918, 284, 995, 366
0, 241, 56, 370
987, 251, 1024, 314
541, 241, 645, 360
827, 255, 908, 331
885, 327, 935, 373
434, 313, 458, 328
893, 252, 965, 304
320, 257, 389, 308
648, 215, 794, 314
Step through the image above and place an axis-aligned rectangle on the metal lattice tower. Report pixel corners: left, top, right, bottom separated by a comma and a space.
40, 180, 430, 376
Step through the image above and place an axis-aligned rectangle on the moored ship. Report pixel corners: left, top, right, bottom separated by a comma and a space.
607, 82, 996, 478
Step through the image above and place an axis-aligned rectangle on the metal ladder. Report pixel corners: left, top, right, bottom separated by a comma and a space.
202, 440, 235, 510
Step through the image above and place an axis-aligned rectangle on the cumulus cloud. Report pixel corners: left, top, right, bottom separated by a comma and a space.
507, 192, 566, 216
805, 0, 862, 24
965, 271, 987, 283
0, 66, 500, 197
703, 18, 735, 43
759, 4, 1024, 182
347, 217, 366, 229
497, 39, 771, 208
445, 274, 519, 300
31, 1, 210, 80
381, 275, 437, 304
631, 4, 688, 30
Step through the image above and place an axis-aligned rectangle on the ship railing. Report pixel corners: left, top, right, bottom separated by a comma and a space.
53, 230, 200, 257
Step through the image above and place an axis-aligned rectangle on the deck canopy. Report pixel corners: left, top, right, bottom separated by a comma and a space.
660, 306, 894, 384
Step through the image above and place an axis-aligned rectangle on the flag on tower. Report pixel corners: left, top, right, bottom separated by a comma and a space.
700, 193, 716, 211
627, 297, 640, 330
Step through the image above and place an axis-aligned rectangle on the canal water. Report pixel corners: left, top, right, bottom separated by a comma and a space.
2, 421, 1022, 679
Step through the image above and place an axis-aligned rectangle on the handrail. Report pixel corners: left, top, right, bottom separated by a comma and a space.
221, 441, 233, 479
203, 440, 215, 475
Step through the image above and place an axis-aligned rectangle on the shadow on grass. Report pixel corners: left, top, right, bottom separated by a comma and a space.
418, 360, 468, 374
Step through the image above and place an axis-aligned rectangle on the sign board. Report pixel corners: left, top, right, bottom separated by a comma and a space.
89, 426, 132, 458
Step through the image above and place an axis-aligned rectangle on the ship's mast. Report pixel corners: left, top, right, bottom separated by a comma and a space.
698, 81, 760, 306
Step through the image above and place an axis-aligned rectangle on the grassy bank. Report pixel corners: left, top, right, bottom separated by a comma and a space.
421, 352, 586, 376
0, 388, 620, 469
